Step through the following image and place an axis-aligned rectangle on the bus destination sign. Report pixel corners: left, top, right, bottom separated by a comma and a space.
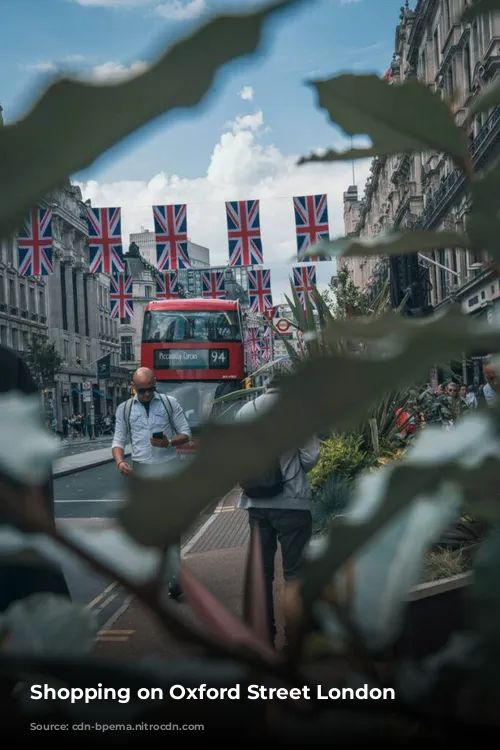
154, 348, 230, 370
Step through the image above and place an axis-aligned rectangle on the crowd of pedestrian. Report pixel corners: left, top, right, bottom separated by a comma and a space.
394, 358, 497, 440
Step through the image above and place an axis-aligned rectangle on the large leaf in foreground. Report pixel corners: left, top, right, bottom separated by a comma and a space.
298, 75, 469, 165
117, 309, 500, 548
301, 230, 473, 261
462, 0, 500, 23
0, 0, 301, 237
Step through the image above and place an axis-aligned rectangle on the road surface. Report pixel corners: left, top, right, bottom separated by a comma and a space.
53, 461, 259, 656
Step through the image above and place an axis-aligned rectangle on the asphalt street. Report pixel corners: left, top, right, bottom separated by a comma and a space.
57, 437, 113, 459
54, 460, 219, 637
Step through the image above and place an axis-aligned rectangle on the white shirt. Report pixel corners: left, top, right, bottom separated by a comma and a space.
484, 383, 497, 405
112, 393, 191, 465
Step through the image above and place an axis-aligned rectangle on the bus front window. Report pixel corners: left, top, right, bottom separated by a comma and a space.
143, 310, 241, 343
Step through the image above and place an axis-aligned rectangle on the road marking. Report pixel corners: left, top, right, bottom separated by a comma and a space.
181, 498, 225, 555
96, 636, 129, 642
98, 594, 134, 634
98, 630, 135, 635
94, 590, 120, 613
86, 581, 118, 610
214, 506, 235, 513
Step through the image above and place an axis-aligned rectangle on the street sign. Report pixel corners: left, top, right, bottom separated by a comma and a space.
276, 318, 293, 334
82, 380, 91, 391
83, 392, 92, 403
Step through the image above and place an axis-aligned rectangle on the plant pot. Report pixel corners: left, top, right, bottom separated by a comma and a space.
392, 572, 473, 660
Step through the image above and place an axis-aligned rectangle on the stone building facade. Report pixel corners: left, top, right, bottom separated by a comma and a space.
342, 0, 500, 337
0, 176, 130, 428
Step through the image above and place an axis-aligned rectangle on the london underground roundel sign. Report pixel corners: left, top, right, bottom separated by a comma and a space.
276, 318, 292, 334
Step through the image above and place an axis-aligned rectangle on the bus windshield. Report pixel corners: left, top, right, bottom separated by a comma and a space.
156, 380, 244, 429
143, 309, 242, 344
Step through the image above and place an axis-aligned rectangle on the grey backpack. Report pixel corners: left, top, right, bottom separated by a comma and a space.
124, 394, 174, 441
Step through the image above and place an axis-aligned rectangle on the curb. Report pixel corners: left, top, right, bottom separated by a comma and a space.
53, 451, 131, 479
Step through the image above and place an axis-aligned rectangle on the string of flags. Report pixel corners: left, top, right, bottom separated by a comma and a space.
16, 194, 331, 319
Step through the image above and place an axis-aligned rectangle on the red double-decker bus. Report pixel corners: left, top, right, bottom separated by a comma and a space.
141, 298, 246, 454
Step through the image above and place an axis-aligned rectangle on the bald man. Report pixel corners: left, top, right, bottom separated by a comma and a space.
112, 367, 191, 599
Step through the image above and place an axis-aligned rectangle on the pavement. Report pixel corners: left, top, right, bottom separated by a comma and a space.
53, 447, 281, 660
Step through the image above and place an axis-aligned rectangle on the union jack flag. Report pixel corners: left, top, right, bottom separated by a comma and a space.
294, 194, 330, 262
201, 270, 225, 299
226, 200, 263, 266
257, 336, 271, 361
18, 208, 54, 277
86, 207, 124, 275
292, 265, 316, 307
156, 272, 179, 300
110, 274, 133, 319
248, 268, 272, 313
153, 204, 191, 271
245, 326, 260, 368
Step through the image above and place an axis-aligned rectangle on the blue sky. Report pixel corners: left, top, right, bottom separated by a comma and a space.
1, 0, 406, 299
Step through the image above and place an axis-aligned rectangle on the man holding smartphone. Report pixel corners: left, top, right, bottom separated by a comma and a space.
111, 367, 191, 598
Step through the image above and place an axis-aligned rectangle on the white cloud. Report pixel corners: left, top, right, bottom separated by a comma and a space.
77, 110, 370, 301
23, 61, 59, 73
71, 0, 156, 7
155, 0, 205, 20
238, 86, 254, 101
83, 60, 149, 82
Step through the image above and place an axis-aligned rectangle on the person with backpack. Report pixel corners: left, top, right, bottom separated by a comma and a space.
236, 371, 320, 649
111, 367, 191, 598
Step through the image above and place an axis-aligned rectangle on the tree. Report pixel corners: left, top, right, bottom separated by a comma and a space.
322, 264, 369, 319
25, 338, 63, 388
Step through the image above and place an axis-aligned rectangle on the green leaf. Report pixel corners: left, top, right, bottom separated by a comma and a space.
462, 0, 500, 23
467, 159, 500, 259
303, 230, 474, 260
117, 309, 500, 549
467, 83, 500, 119
0, 593, 97, 656
0, 0, 302, 238
297, 75, 469, 165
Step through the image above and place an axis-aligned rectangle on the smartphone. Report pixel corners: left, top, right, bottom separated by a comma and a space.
152, 432, 164, 440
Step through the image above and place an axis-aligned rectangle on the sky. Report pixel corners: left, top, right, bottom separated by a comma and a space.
0, 0, 406, 302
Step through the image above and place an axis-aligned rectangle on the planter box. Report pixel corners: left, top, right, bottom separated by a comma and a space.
392, 572, 473, 660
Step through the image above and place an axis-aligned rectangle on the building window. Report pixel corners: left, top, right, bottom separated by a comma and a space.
8, 238, 14, 266
145, 286, 152, 299
0, 326, 6, 344
464, 44, 471, 92
9, 279, 15, 307
22, 330, 29, 350
39, 289, 46, 318
60, 265, 68, 330
20, 284, 27, 310
72, 269, 79, 334
433, 29, 440, 74
63, 339, 69, 362
29, 286, 35, 313
0, 275, 4, 304
86, 343, 91, 363
11, 328, 18, 349
83, 276, 90, 336
120, 336, 134, 362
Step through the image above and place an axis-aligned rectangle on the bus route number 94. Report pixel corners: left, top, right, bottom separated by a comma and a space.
209, 349, 229, 369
